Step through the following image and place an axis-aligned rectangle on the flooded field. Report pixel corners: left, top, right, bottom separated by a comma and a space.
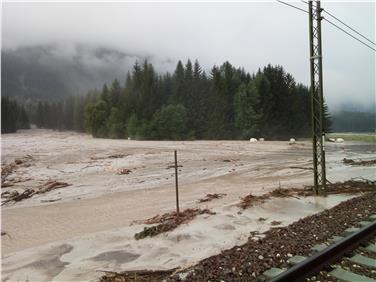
1, 130, 375, 281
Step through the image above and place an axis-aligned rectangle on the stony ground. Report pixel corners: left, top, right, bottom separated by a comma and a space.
171, 192, 376, 281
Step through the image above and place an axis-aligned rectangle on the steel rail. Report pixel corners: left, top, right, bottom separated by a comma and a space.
269, 220, 376, 282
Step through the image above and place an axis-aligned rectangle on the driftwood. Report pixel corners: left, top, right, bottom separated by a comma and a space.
238, 193, 270, 210
300, 178, 376, 196
2, 188, 34, 205
1, 155, 34, 185
118, 168, 132, 175
91, 154, 128, 160
222, 159, 239, 163
239, 178, 375, 210
41, 198, 62, 203
239, 186, 302, 210
36, 180, 70, 194
198, 193, 227, 203
99, 268, 177, 282
166, 164, 183, 169
134, 208, 215, 240
1, 180, 70, 205
343, 158, 376, 166
289, 166, 313, 170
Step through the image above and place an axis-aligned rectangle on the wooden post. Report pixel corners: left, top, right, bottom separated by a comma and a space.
174, 150, 180, 218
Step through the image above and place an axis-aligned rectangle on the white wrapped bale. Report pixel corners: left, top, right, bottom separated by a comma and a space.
289, 138, 296, 144
335, 138, 344, 143
250, 138, 258, 143
259, 138, 265, 142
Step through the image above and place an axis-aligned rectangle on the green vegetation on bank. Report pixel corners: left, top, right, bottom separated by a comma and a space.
328, 133, 376, 143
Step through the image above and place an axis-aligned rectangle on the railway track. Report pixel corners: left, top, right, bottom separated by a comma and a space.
261, 215, 376, 282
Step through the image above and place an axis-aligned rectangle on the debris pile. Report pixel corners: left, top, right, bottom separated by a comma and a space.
302, 178, 376, 195
239, 187, 301, 209
118, 168, 132, 175
268, 187, 300, 198
91, 154, 128, 160
134, 208, 215, 240
238, 193, 270, 209
1, 180, 70, 205
1, 155, 33, 185
239, 179, 375, 210
198, 193, 227, 203
343, 158, 376, 166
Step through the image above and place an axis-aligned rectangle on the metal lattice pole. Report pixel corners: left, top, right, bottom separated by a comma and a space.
309, 0, 326, 194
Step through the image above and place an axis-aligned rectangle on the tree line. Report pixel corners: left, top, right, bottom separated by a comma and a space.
1, 97, 30, 133
3, 60, 331, 139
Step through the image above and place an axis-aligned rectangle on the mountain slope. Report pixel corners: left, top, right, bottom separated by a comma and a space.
1, 45, 142, 101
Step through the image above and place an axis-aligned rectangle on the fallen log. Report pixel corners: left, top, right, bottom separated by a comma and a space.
1, 188, 34, 205
37, 180, 70, 194
1, 180, 71, 205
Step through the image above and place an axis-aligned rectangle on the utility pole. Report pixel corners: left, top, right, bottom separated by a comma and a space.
309, 0, 326, 194
174, 150, 180, 218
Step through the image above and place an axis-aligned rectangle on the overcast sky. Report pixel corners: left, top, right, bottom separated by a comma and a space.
2, 1, 375, 111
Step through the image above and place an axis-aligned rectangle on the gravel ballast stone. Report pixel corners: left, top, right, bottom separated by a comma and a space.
169, 192, 376, 281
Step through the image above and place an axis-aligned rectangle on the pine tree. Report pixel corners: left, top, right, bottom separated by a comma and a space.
234, 82, 261, 139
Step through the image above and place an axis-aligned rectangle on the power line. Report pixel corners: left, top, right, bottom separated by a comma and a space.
300, 0, 375, 46
322, 9, 376, 46
278, 0, 376, 52
323, 18, 376, 52
277, 0, 308, 14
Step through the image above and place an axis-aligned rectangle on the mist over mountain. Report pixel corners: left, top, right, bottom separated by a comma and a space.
1, 44, 145, 101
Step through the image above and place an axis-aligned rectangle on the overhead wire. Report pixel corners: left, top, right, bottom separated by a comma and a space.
322, 9, 375, 46
277, 0, 308, 14
323, 18, 376, 52
278, 0, 376, 52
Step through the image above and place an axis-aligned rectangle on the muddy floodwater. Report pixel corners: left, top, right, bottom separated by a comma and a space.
1, 130, 375, 281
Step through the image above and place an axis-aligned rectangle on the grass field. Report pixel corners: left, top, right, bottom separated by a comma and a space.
328, 133, 376, 143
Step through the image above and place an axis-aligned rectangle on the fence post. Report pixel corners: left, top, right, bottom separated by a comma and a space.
174, 150, 180, 218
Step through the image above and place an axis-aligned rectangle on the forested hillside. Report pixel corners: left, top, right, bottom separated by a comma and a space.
1, 45, 139, 101
332, 111, 375, 133
21, 60, 331, 140
1, 97, 30, 133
